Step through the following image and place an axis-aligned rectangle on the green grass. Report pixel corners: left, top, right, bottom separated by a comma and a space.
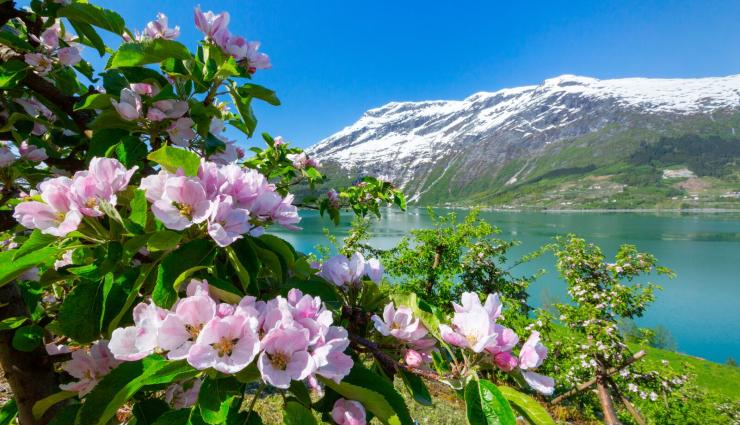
631, 344, 740, 400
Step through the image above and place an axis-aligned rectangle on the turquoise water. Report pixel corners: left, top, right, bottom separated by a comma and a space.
271, 208, 740, 363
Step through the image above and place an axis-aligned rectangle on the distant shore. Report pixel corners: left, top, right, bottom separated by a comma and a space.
427, 206, 740, 213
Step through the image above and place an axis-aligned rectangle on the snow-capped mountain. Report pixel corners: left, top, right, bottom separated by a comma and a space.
309, 75, 740, 207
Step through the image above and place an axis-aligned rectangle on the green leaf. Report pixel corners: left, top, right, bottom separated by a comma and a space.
58, 3, 125, 34
75, 357, 197, 425
146, 230, 183, 251
0, 31, 33, 51
12, 324, 44, 352
0, 317, 27, 331
288, 381, 312, 407
228, 86, 257, 137
58, 279, 105, 343
0, 399, 17, 425
497, 386, 556, 425
257, 234, 295, 271
109, 39, 192, 68
225, 245, 251, 293
116, 135, 148, 168
464, 378, 516, 425
132, 398, 170, 425
13, 229, 57, 261
74, 93, 112, 111
282, 400, 317, 425
236, 84, 281, 106
50, 404, 81, 425
153, 239, 216, 309
69, 21, 106, 56
0, 246, 58, 287
399, 370, 432, 406
197, 377, 241, 424
320, 363, 413, 425
0, 59, 27, 89
100, 270, 135, 334
32, 391, 76, 420
129, 189, 149, 229
147, 145, 200, 176
107, 263, 155, 335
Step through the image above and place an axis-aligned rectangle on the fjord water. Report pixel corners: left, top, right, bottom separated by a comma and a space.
272, 209, 740, 363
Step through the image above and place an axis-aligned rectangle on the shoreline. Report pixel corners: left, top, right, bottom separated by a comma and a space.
425, 206, 740, 214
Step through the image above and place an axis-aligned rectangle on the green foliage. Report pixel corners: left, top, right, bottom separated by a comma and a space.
463, 377, 516, 425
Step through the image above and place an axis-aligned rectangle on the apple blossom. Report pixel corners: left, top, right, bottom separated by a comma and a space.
167, 117, 197, 146
111, 88, 142, 121
258, 325, 315, 388
519, 331, 547, 370
332, 399, 366, 425
0, 144, 15, 167
19, 141, 47, 162
150, 176, 211, 230
24, 53, 53, 75
317, 252, 369, 287
188, 314, 260, 374
60, 341, 120, 396
165, 378, 202, 409
372, 303, 428, 342
109, 301, 168, 361
158, 294, 217, 359
206, 196, 251, 247
194, 7, 230, 39
13, 177, 82, 236
143, 12, 180, 40
58, 46, 81, 66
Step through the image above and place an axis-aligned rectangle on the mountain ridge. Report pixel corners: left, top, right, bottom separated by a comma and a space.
309, 74, 740, 209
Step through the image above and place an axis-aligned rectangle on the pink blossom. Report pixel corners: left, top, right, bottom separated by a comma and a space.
158, 294, 217, 359
493, 351, 519, 372
143, 13, 180, 40
272, 136, 285, 147
187, 314, 260, 374
209, 140, 243, 164
167, 117, 196, 146
453, 292, 502, 322
487, 325, 519, 355
19, 141, 48, 162
372, 303, 428, 342
258, 326, 315, 388
33, 22, 61, 49
70, 158, 137, 217
130, 83, 160, 96
207, 196, 250, 247
404, 349, 424, 368
332, 399, 366, 425
111, 88, 142, 121
364, 258, 383, 283
149, 100, 188, 120
60, 341, 121, 396
194, 7, 230, 39
244, 41, 271, 74
58, 47, 81, 66
109, 301, 168, 361
310, 325, 353, 383
519, 331, 547, 370
327, 189, 340, 208
217, 32, 248, 59
15, 98, 55, 122
219, 165, 272, 209
54, 250, 74, 269
150, 176, 210, 230
139, 170, 170, 202
317, 253, 366, 287
165, 378, 202, 409
0, 144, 15, 167
197, 160, 226, 199
439, 307, 498, 353
24, 53, 53, 75
13, 177, 82, 236
521, 371, 555, 396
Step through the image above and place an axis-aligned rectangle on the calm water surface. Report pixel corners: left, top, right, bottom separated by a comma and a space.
272, 208, 740, 363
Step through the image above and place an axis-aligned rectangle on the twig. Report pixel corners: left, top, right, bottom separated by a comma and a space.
551, 350, 646, 405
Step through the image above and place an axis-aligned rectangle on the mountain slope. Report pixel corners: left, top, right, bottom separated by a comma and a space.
309, 75, 740, 209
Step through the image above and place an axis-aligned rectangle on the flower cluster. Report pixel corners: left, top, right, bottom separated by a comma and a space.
317, 252, 383, 287
440, 292, 554, 395
372, 303, 436, 367
24, 20, 81, 76
109, 281, 352, 391
13, 158, 137, 236
194, 7, 271, 74
0, 140, 47, 167
124, 12, 180, 42
139, 160, 299, 246
53, 340, 120, 396
14, 97, 55, 136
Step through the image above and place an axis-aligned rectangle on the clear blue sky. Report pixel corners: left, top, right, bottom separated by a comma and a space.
90, 0, 740, 148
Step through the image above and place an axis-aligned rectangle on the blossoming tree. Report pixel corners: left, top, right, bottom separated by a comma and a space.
0, 1, 555, 424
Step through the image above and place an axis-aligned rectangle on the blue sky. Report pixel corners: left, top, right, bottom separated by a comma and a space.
91, 0, 740, 148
